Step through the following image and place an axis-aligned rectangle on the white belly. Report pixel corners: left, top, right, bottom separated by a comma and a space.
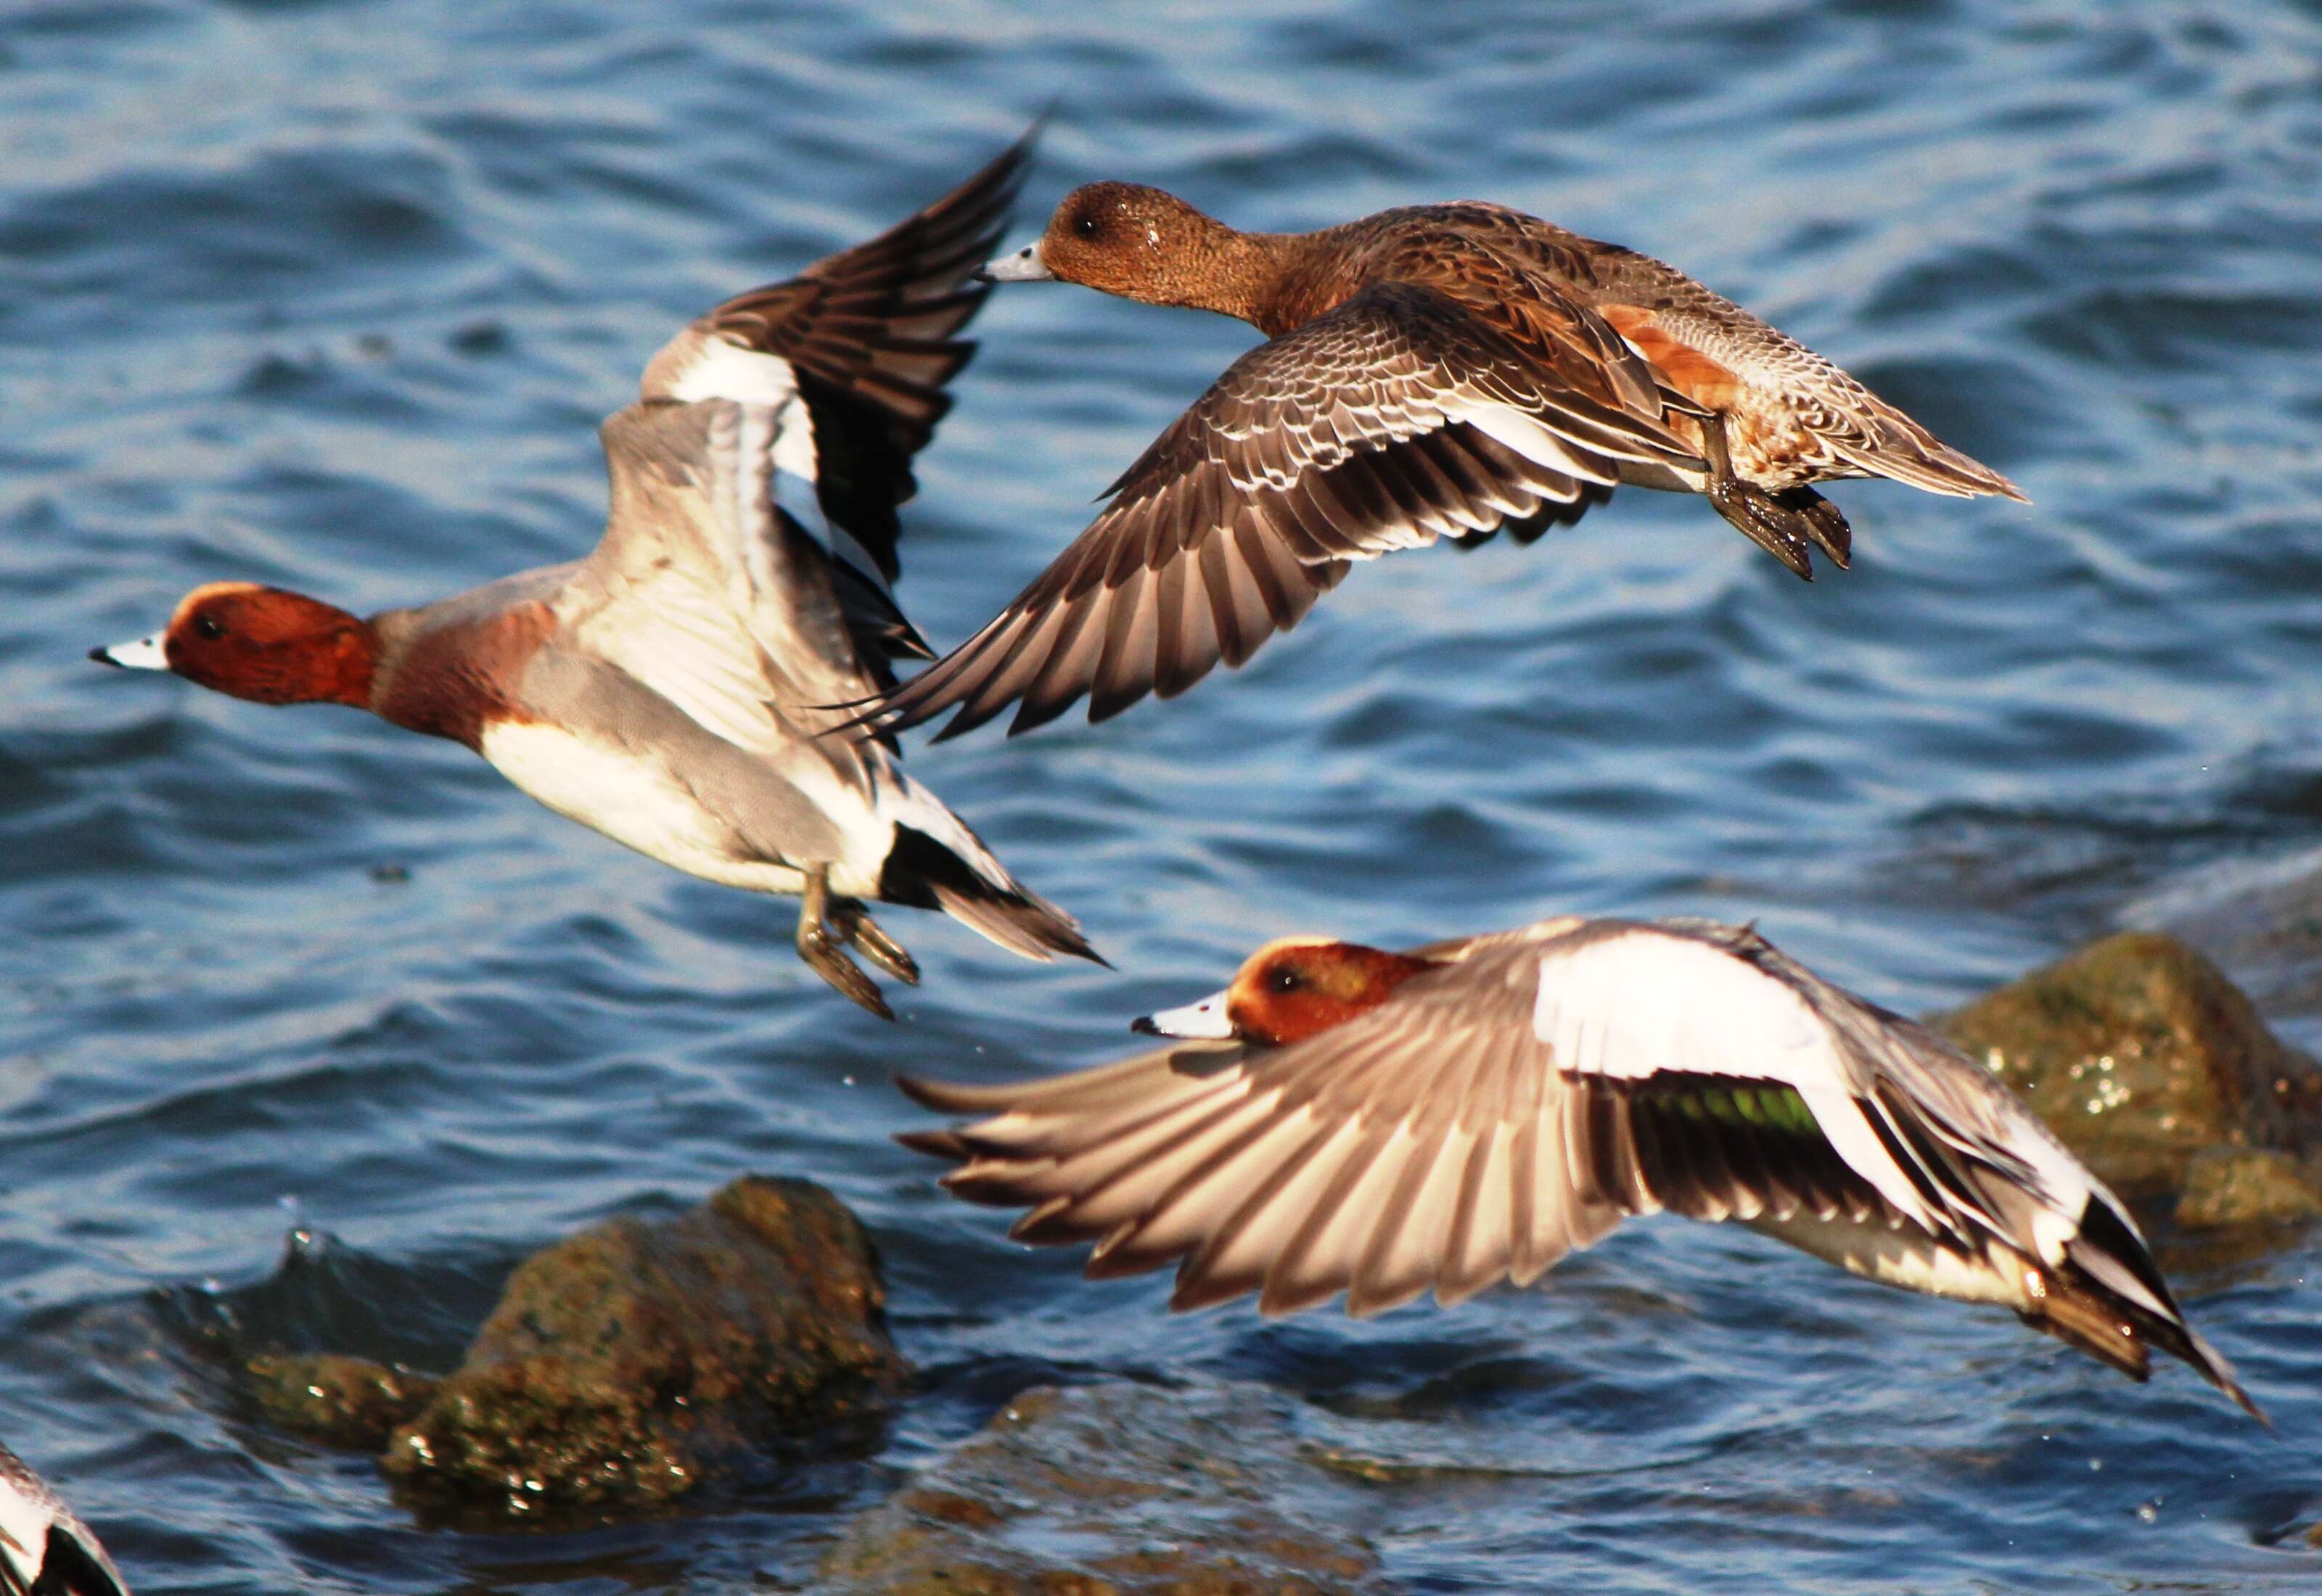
479, 720, 811, 896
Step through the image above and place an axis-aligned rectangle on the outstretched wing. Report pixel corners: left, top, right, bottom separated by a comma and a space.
569, 131, 1041, 758
856, 281, 1702, 740
638, 126, 1036, 593
579, 400, 886, 778
900, 920, 2014, 1316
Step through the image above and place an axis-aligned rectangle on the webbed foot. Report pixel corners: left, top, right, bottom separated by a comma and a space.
831, 900, 920, 985
1699, 413, 1847, 581
796, 866, 893, 1020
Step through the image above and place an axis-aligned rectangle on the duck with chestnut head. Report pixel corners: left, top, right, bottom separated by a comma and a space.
858, 180, 2024, 740
91, 131, 1096, 1018
901, 916, 2257, 1419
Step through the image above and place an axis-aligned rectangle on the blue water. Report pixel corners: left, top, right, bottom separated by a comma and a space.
7, 0, 2322, 1589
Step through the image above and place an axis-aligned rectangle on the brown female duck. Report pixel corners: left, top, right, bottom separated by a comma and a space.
859, 184, 2024, 739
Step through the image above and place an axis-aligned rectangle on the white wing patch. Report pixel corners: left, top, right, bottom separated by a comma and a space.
1530, 929, 1827, 1079
1532, 928, 1944, 1233
572, 564, 783, 754
665, 338, 819, 485
665, 337, 796, 406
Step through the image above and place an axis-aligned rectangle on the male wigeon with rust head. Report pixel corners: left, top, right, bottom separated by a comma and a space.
858, 180, 2024, 740
901, 916, 2257, 1420
93, 130, 1099, 1018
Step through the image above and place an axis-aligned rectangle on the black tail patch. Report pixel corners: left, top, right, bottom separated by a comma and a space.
877, 825, 1101, 965
877, 823, 982, 912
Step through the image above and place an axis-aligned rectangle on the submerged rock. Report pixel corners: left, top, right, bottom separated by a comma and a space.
1937, 931, 2322, 1199
247, 1352, 437, 1451
819, 1379, 1386, 1595
2176, 1148, 2322, 1228
380, 1175, 908, 1523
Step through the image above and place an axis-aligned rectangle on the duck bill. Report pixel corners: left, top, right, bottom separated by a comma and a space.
90, 633, 169, 670
1131, 988, 1235, 1040
974, 242, 1054, 284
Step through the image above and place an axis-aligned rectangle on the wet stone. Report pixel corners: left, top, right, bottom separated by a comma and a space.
2175, 1148, 2322, 1228
1937, 932, 2322, 1198
819, 1379, 1387, 1596
380, 1175, 908, 1525
246, 1352, 436, 1451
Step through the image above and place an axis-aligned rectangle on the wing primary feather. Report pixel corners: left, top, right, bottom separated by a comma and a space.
1356, 1115, 1479, 1316
1172, 1113, 1364, 1311
1088, 567, 1159, 723
1259, 1114, 1409, 1315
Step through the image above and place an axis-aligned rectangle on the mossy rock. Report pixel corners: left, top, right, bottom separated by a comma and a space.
1937, 932, 2322, 1197
246, 1352, 437, 1450
380, 1175, 907, 1525
819, 1380, 1385, 1595
2176, 1148, 2322, 1228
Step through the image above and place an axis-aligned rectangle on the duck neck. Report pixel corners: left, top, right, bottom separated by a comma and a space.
319, 624, 382, 709
1161, 219, 1325, 335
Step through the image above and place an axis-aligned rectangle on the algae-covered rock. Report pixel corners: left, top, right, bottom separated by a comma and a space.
382, 1175, 908, 1523
1937, 932, 2321, 1197
819, 1379, 1385, 1595
247, 1352, 438, 1450
2175, 1148, 2322, 1228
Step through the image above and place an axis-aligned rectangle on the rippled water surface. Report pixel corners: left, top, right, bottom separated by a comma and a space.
8, 1, 2322, 1589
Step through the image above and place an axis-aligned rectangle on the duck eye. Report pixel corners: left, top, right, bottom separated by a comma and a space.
1270, 968, 1301, 994
1072, 212, 1100, 239
193, 614, 226, 641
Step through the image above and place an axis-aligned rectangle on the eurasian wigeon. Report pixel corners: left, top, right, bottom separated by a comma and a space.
858, 184, 2025, 738
92, 132, 1098, 1017
901, 917, 2256, 1417
0, 1440, 128, 1596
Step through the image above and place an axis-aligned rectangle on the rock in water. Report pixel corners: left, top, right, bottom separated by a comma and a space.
247, 1352, 438, 1451
1938, 931, 2322, 1198
2177, 1147, 2322, 1227
819, 1380, 1386, 1595
381, 1175, 907, 1523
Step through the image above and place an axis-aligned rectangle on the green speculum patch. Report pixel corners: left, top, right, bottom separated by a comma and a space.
1655, 1079, 1818, 1138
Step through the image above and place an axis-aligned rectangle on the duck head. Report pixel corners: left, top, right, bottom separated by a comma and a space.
1133, 935, 1437, 1047
980, 182, 1269, 320
91, 581, 376, 707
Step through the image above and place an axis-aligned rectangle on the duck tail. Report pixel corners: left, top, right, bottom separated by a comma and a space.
873, 776, 1102, 966
2030, 1195, 2265, 1422
1834, 412, 2029, 503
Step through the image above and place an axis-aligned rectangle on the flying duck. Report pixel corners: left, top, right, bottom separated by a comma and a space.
92, 131, 1097, 1016
901, 916, 2255, 1416
858, 183, 2024, 738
